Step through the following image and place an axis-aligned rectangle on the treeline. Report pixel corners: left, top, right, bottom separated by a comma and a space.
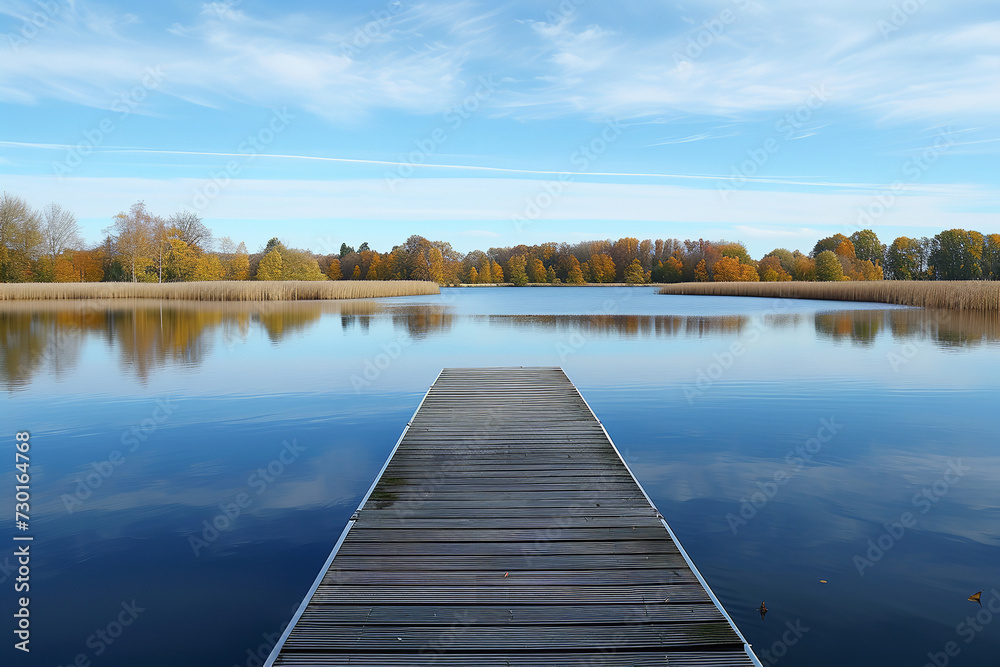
1, 192, 998, 284
0, 194, 250, 283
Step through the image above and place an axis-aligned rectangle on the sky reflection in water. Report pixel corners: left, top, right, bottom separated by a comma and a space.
3, 287, 1000, 666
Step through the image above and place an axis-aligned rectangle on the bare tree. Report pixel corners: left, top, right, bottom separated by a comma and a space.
167, 211, 212, 250
42, 203, 83, 261
217, 236, 236, 256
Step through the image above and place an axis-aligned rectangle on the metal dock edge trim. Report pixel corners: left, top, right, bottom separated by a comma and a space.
263, 369, 444, 667
566, 368, 764, 667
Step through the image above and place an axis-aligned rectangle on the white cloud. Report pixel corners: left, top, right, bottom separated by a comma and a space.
3, 2, 996, 125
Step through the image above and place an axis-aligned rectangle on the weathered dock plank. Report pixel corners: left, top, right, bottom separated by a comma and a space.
267, 367, 760, 666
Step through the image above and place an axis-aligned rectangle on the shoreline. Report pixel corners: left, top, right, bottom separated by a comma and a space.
0, 280, 440, 301
658, 280, 1000, 311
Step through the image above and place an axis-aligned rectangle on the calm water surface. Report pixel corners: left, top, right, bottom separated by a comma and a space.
4, 287, 1000, 666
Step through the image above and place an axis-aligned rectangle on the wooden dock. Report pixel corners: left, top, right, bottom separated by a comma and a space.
266, 367, 761, 666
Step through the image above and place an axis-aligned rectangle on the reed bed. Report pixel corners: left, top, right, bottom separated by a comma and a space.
658, 281, 1000, 311
0, 280, 440, 302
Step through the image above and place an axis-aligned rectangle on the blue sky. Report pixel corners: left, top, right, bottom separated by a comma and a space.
1, 0, 998, 257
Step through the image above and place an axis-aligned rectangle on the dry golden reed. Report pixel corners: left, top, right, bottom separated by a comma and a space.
0, 280, 441, 302
658, 281, 1000, 311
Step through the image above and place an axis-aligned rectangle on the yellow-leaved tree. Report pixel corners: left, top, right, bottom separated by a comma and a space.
193, 254, 224, 281
256, 249, 283, 280
694, 259, 709, 282
326, 258, 342, 280
624, 259, 649, 284
712, 256, 741, 282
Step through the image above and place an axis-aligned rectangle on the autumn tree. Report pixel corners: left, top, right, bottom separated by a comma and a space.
766, 249, 795, 274
257, 240, 325, 281
490, 259, 504, 283
930, 229, 984, 280
0, 193, 43, 282
193, 254, 224, 281
326, 258, 342, 280
528, 257, 546, 283
611, 238, 640, 281
654, 256, 683, 283
834, 239, 856, 259
718, 242, 752, 265
850, 229, 884, 267
352, 264, 362, 280
477, 256, 493, 283
740, 264, 760, 282
162, 230, 199, 281
366, 253, 383, 280
284, 250, 325, 280
638, 239, 654, 271
256, 248, 283, 280
106, 201, 159, 282
590, 253, 616, 283
815, 250, 845, 281
506, 254, 529, 286
73, 248, 105, 282
983, 234, 1000, 280
428, 247, 446, 284
792, 253, 816, 281
694, 259, 709, 282
812, 234, 849, 257
467, 266, 479, 284
758, 256, 792, 282
623, 259, 648, 284
712, 256, 741, 282
230, 242, 250, 280
886, 237, 922, 280
850, 259, 883, 281
567, 256, 585, 284
53, 255, 80, 282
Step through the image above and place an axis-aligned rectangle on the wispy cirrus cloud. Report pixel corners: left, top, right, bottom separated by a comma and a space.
3, 1, 997, 127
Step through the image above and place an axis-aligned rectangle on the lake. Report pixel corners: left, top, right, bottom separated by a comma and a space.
4, 286, 1000, 666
